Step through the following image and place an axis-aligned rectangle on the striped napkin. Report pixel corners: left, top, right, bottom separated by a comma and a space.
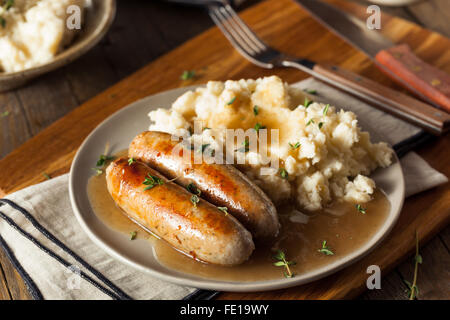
0, 78, 447, 300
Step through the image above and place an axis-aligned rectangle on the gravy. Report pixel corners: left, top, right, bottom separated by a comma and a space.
88, 156, 390, 281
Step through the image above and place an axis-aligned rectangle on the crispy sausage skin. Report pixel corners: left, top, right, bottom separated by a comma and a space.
129, 131, 280, 241
106, 158, 254, 266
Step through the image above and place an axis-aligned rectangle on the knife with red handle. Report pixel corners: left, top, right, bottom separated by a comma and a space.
375, 44, 450, 112
296, 0, 450, 114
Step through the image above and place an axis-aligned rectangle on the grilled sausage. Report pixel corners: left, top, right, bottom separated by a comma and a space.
129, 131, 280, 241
106, 158, 254, 266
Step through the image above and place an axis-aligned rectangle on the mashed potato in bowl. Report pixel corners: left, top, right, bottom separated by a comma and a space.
149, 76, 393, 211
0, 0, 86, 73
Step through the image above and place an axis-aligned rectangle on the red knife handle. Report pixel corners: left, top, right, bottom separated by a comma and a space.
375, 44, 450, 113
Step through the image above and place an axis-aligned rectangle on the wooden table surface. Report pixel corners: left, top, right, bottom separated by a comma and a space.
0, 0, 449, 300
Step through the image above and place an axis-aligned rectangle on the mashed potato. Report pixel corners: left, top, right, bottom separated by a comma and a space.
149, 76, 393, 211
0, 0, 86, 73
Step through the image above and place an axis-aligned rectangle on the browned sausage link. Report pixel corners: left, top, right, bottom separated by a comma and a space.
106, 158, 254, 266
129, 131, 280, 241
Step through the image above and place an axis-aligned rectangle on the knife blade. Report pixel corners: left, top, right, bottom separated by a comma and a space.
295, 0, 450, 113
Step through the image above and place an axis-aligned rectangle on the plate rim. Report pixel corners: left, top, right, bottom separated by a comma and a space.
69, 85, 405, 292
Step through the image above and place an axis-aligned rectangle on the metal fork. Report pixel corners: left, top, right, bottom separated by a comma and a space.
208, 1, 315, 73
206, 1, 447, 134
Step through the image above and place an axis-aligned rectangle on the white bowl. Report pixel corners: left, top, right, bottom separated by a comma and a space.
0, 0, 116, 92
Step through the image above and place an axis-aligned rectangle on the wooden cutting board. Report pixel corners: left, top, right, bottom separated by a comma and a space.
0, 0, 449, 299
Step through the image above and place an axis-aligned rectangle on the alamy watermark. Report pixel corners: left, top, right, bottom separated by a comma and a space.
366, 5, 381, 30
169, 120, 280, 175
66, 5, 82, 30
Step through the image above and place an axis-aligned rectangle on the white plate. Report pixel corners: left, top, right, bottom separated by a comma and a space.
0, 0, 116, 92
69, 85, 405, 292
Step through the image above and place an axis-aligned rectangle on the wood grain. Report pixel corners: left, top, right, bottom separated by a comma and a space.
0, 0, 448, 299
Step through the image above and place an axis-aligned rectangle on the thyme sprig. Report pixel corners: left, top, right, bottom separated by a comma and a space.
404, 230, 422, 300
273, 250, 296, 278
318, 240, 334, 256
143, 174, 164, 191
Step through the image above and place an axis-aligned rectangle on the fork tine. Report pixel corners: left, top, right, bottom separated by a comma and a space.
221, 4, 267, 51
209, 6, 258, 57
217, 6, 262, 54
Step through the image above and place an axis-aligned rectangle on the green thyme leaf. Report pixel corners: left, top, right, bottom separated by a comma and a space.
273, 250, 295, 278
279, 168, 288, 180
128, 158, 135, 165
130, 231, 137, 240
42, 172, 51, 180
323, 104, 330, 116
93, 168, 103, 176
4, 0, 14, 10
254, 122, 266, 132
96, 154, 115, 167
415, 254, 423, 264
304, 98, 313, 108
289, 142, 301, 149
191, 194, 200, 207
356, 204, 367, 214
180, 70, 195, 80
306, 119, 314, 126
1, 111, 10, 118
318, 122, 324, 129
186, 183, 201, 196
0, 17, 5, 28
236, 138, 250, 153
304, 89, 317, 95
143, 174, 164, 191
318, 240, 334, 255
201, 144, 210, 153
227, 97, 236, 105
253, 105, 259, 115
217, 207, 228, 215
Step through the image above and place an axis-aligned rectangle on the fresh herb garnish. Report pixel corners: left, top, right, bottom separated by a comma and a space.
186, 183, 201, 196
128, 158, 135, 165
318, 122, 324, 129
0, 111, 9, 118
306, 119, 314, 126
130, 231, 137, 240
143, 174, 164, 191
404, 230, 422, 300
0, 0, 14, 28
318, 240, 334, 255
4, 0, 14, 10
218, 207, 228, 215
236, 138, 250, 153
201, 144, 210, 153
304, 98, 313, 108
96, 154, 115, 167
289, 142, 301, 149
180, 70, 195, 80
227, 97, 236, 105
253, 105, 259, 115
304, 89, 317, 95
203, 127, 211, 131
42, 172, 51, 180
273, 250, 296, 278
355, 204, 367, 214
323, 104, 330, 116
191, 194, 200, 208
254, 122, 266, 132
279, 168, 288, 179
93, 168, 103, 176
